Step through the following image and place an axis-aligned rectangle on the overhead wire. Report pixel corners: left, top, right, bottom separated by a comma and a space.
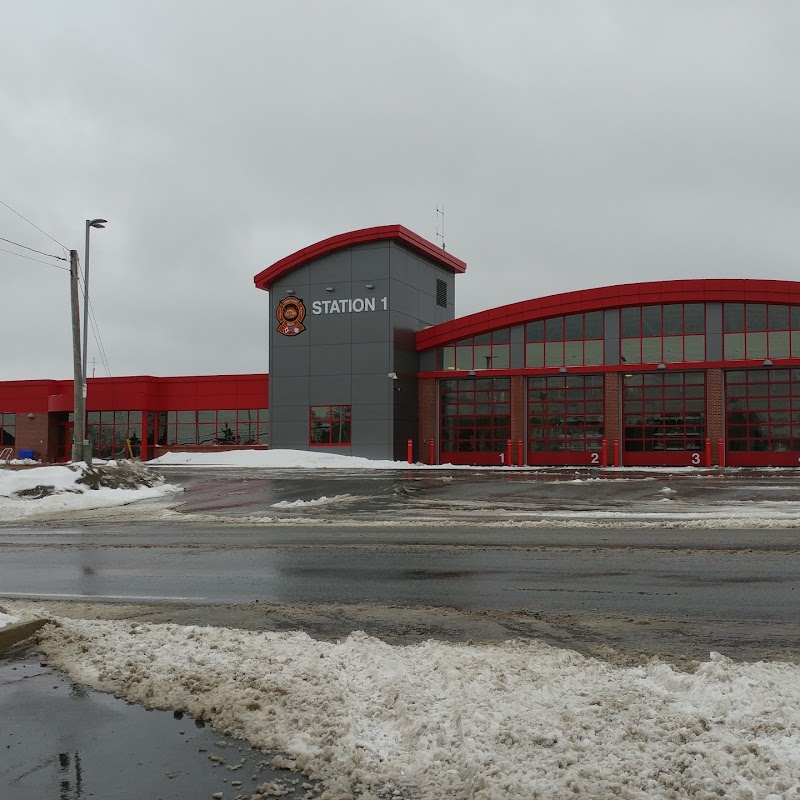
0, 246, 70, 271
1, 199, 114, 376
88, 301, 112, 377
76, 260, 112, 378
0, 236, 68, 261
0, 198, 69, 254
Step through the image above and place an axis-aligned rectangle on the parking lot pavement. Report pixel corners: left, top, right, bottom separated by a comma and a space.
0, 643, 310, 800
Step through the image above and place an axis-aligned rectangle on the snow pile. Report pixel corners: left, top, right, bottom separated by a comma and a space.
39, 618, 800, 799
0, 463, 182, 520
149, 449, 433, 469
0, 610, 20, 628
271, 494, 353, 509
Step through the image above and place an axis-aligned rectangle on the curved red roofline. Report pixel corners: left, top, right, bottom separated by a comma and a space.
416, 278, 800, 351
254, 225, 466, 291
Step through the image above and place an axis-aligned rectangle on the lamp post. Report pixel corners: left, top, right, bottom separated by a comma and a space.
81, 218, 107, 463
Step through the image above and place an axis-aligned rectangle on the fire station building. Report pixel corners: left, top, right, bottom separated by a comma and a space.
3, 224, 800, 468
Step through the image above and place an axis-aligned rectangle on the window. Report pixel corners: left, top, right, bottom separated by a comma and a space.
620, 305, 706, 365
436, 279, 448, 308
87, 411, 142, 459
160, 409, 269, 447
525, 312, 604, 367
310, 405, 351, 445
723, 304, 800, 361
440, 378, 510, 453
440, 329, 511, 370
0, 413, 15, 447
528, 375, 603, 452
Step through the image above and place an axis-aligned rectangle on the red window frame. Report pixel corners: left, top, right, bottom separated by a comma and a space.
85, 410, 143, 459
525, 311, 605, 367
310, 405, 352, 446
0, 412, 15, 447
159, 409, 269, 447
439, 329, 511, 371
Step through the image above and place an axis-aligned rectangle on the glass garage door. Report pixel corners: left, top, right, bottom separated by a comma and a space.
725, 368, 800, 466
527, 374, 604, 465
439, 378, 511, 465
622, 372, 706, 466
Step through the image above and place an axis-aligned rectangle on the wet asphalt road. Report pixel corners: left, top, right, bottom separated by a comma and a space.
1, 525, 798, 622
152, 465, 800, 521
2, 467, 800, 622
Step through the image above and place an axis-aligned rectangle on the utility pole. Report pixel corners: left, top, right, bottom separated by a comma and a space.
70, 250, 85, 462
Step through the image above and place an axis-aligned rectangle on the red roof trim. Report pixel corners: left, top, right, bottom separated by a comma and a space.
416, 279, 800, 351
253, 225, 466, 291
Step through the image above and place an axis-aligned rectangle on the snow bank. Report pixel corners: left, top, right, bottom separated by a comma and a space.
271, 494, 354, 509
0, 463, 182, 520
0, 611, 20, 628
39, 618, 800, 799
148, 449, 439, 469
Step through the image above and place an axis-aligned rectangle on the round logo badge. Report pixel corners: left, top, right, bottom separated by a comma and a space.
276, 296, 306, 336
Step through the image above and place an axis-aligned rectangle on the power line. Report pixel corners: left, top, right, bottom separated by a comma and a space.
0, 199, 69, 253
76, 261, 112, 378
0, 246, 70, 271
88, 302, 112, 377
0, 235, 68, 261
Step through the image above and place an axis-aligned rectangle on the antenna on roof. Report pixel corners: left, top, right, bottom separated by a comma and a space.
436, 204, 446, 250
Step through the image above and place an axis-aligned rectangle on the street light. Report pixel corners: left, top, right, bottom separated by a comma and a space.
81, 218, 107, 462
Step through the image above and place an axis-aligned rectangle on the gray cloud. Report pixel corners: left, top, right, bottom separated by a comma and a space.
2, 1, 799, 380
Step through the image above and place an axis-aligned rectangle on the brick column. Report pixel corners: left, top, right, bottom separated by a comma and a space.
706, 368, 723, 456
418, 378, 437, 464
14, 412, 51, 462
510, 375, 525, 464
604, 373, 620, 461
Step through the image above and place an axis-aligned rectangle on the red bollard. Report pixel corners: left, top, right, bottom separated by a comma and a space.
613, 438, 619, 467
705, 438, 711, 468
601, 438, 608, 467
506, 439, 512, 467
718, 439, 725, 469
517, 440, 523, 467
407, 439, 413, 464
428, 439, 435, 465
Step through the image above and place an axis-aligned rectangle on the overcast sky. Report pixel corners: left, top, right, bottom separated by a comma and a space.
2, 1, 799, 381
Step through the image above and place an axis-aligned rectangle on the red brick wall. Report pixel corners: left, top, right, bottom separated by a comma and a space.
510, 376, 525, 464
706, 368, 723, 463
604, 373, 620, 463
418, 378, 437, 463
13, 413, 50, 461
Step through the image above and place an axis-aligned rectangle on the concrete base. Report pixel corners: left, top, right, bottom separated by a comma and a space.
0, 619, 49, 653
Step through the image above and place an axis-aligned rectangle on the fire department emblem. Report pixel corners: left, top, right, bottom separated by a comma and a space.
276, 296, 306, 336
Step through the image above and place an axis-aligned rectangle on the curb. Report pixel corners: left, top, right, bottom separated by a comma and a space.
0, 619, 49, 653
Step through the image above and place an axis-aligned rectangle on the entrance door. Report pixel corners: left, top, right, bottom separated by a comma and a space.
55, 416, 73, 463
622, 372, 706, 466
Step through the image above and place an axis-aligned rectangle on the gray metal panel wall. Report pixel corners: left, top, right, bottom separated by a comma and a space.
510, 325, 525, 368
389, 243, 455, 458
706, 303, 723, 362
604, 309, 620, 366
269, 241, 455, 460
